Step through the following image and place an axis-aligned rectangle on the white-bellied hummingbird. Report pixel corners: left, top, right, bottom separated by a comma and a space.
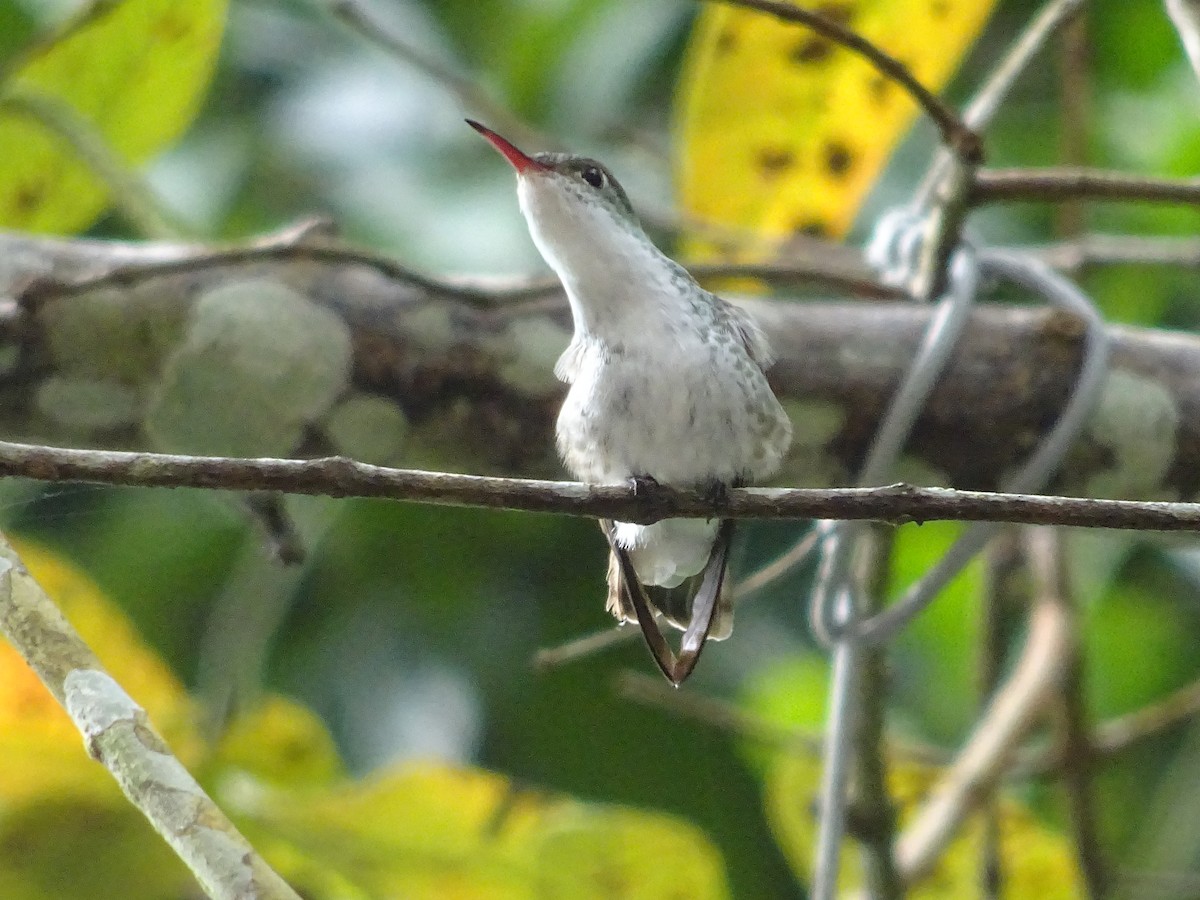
469, 120, 792, 684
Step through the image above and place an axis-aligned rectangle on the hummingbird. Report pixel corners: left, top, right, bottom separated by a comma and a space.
469, 120, 793, 684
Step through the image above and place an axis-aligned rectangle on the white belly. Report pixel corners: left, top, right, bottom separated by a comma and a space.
556, 340, 791, 588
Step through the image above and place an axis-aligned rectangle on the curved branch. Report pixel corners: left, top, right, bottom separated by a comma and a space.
0, 534, 301, 900
705, 0, 982, 160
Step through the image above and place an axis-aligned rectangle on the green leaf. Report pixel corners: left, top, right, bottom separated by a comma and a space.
0, 0, 228, 233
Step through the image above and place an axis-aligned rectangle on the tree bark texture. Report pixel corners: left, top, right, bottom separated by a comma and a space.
0, 230, 1191, 502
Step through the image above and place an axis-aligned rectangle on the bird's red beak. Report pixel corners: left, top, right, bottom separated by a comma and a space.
467, 120, 547, 174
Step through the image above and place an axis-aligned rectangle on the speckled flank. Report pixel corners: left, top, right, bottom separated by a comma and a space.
512, 160, 793, 590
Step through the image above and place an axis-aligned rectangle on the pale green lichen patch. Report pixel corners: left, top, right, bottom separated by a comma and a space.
498, 318, 571, 395
1083, 369, 1180, 499
41, 287, 187, 382
404, 304, 458, 352
322, 393, 409, 465
146, 279, 352, 456
772, 398, 847, 487
35, 376, 142, 432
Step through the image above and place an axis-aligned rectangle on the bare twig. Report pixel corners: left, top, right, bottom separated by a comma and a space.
533, 625, 636, 671
979, 529, 1029, 898
0, 533, 301, 900
535, 529, 821, 671
1017, 234, 1200, 272
1028, 528, 1106, 898
962, 0, 1087, 132
1090, 674, 1200, 759
325, 0, 542, 149
11, 440, 1200, 531
1165, 0, 1200, 84
847, 530, 902, 900
974, 168, 1200, 206
704, 0, 982, 161
895, 538, 1071, 885
1056, 11, 1091, 236
615, 669, 824, 753
0, 91, 184, 239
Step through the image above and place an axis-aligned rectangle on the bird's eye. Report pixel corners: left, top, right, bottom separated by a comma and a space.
580, 166, 605, 188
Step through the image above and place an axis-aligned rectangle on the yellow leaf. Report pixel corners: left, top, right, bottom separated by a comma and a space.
244, 761, 731, 899
214, 694, 345, 788
765, 751, 1082, 896
0, 538, 200, 804
675, 0, 997, 255
0, 0, 227, 233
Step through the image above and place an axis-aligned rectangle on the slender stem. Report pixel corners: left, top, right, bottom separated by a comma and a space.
9, 440, 1200, 531
1026, 528, 1107, 898
326, 0, 543, 150
1018, 234, 1200, 271
704, 0, 981, 161
978, 529, 1027, 898
974, 168, 1200, 206
1165, 0, 1200, 85
895, 556, 1070, 884
847, 529, 902, 900
0, 91, 184, 240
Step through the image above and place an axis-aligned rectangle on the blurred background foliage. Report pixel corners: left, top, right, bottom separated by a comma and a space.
3, 0, 1200, 896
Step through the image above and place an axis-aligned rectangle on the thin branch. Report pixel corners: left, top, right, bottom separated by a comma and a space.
704, 0, 982, 161
974, 168, 1200, 206
0, 91, 184, 239
1009, 672, 1200, 779
978, 529, 1028, 898
1165, 0, 1200, 84
615, 669, 824, 754
847, 530, 902, 900
1028, 528, 1107, 898
915, 0, 1085, 211
1056, 11, 1091, 236
10, 439, 1200, 531
0, 533, 301, 900
14, 233, 520, 311
1092, 675, 1200, 757
895, 545, 1071, 885
616, 669, 951, 767
962, 0, 1087, 132
534, 528, 821, 671
533, 625, 636, 671
1017, 234, 1200, 272
325, 0, 542, 150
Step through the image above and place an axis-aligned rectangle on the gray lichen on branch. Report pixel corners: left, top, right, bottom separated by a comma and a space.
1, 228, 1199, 502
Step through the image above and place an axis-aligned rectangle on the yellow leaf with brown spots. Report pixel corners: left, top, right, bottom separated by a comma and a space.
0, 0, 227, 233
675, 0, 997, 256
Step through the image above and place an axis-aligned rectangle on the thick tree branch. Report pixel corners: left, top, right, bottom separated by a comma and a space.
0, 533, 300, 900
4, 229, 1200, 501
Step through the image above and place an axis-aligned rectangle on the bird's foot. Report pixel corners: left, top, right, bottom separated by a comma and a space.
627, 474, 661, 498
700, 477, 732, 512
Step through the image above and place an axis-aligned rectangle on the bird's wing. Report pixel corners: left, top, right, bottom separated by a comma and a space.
723, 300, 776, 371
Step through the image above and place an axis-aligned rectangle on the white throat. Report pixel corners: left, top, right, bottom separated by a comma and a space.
517, 175, 693, 345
